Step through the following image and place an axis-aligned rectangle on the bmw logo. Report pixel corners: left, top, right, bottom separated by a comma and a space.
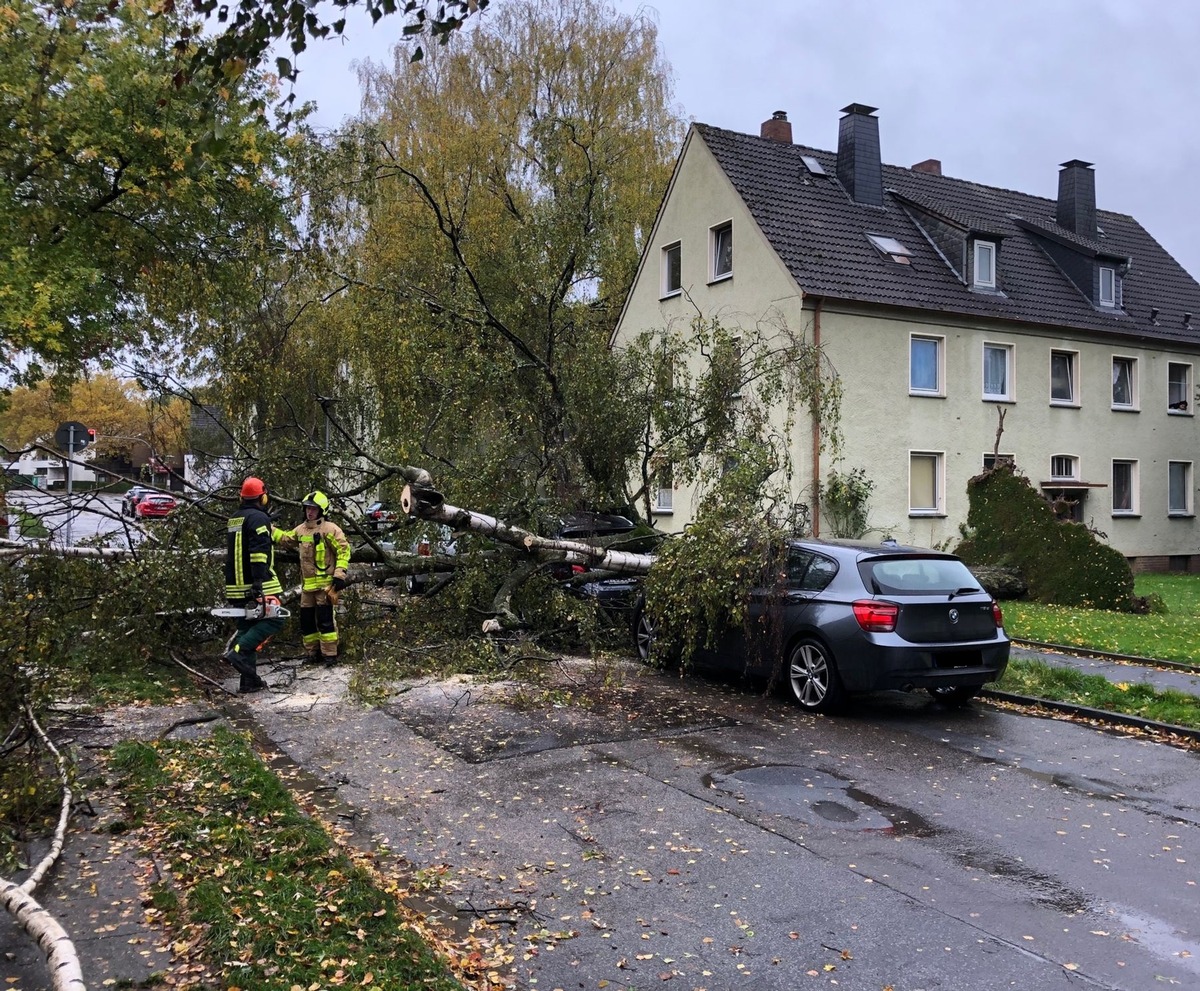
948, 608, 959, 624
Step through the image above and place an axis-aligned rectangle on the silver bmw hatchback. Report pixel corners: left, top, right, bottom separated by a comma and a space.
636, 538, 1010, 713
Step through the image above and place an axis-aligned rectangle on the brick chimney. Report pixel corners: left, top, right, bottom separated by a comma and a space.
1056, 159, 1096, 236
761, 110, 792, 143
836, 103, 883, 206
912, 158, 942, 175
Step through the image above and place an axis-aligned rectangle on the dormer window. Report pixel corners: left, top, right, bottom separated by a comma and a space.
1099, 265, 1116, 307
973, 240, 997, 288
867, 233, 913, 265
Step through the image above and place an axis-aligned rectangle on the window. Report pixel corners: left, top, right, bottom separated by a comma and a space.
983, 343, 1013, 401
909, 452, 943, 514
973, 240, 997, 288
1168, 362, 1191, 413
661, 242, 681, 297
655, 464, 674, 513
711, 223, 732, 280
1112, 460, 1138, 514
1099, 266, 1116, 307
982, 452, 1015, 470
1050, 455, 1078, 479
867, 233, 914, 264
1111, 356, 1137, 409
1050, 350, 1079, 405
1169, 462, 1192, 515
910, 335, 942, 395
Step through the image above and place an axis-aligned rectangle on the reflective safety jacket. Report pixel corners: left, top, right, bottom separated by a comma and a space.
279, 519, 351, 591
225, 503, 285, 600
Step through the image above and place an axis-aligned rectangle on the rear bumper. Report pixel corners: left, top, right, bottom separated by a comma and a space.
840, 640, 1010, 692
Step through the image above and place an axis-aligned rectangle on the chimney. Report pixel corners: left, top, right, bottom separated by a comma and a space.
761, 110, 792, 144
836, 103, 883, 206
912, 158, 942, 175
1056, 159, 1096, 236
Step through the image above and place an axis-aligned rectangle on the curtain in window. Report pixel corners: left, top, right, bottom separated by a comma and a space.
1112, 360, 1133, 405
1051, 353, 1073, 402
910, 455, 937, 510
714, 226, 732, 277
1112, 462, 1132, 511
984, 346, 1008, 397
1169, 463, 1189, 513
910, 339, 938, 392
1168, 366, 1189, 410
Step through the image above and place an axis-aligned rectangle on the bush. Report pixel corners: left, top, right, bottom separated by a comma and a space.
955, 463, 1134, 611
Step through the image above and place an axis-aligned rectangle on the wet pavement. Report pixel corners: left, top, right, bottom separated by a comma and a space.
4, 651, 1199, 991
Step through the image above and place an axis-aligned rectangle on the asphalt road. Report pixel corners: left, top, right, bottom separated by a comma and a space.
5, 489, 144, 546
246, 658, 1200, 991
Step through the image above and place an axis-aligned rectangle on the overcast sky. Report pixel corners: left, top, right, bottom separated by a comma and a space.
291, 0, 1200, 282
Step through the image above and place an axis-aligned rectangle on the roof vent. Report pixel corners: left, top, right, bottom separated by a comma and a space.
761, 110, 793, 144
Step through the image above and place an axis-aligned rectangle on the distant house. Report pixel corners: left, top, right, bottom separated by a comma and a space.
7, 443, 98, 489
613, 103, 1200, 571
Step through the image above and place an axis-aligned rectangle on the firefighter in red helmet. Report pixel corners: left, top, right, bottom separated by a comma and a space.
222, 476, 286, 692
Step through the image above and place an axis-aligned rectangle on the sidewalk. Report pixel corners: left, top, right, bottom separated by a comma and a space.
1009, 642, 1200, 696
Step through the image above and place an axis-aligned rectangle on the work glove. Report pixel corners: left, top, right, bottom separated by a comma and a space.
250, 583, 263, 601
332, 576, 347, 592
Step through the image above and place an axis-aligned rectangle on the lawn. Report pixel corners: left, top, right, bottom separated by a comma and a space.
1002, 574, 1200, 666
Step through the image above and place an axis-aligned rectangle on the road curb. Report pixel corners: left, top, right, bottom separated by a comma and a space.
980, 687, 1200, 743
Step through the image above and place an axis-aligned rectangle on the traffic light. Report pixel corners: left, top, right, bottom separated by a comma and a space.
87, 428, 96, 442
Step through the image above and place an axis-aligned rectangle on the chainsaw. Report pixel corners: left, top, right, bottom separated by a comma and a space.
211, 599, 291, 620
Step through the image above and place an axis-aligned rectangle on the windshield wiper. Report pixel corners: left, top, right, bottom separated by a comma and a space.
947, 586, 980, 599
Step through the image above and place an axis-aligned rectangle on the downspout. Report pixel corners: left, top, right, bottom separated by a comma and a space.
811, 296, 822, 538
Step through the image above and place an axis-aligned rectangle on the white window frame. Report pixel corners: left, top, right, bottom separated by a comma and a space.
1168, 461, 1193, 516
1050, 454, 1078, 480
910, 334, 944, 396
1168, 362, 1192, 414
1111, 356, 1138, 410
1112, 459, 1138, 515
982, 452, 1015, 470
654, 463, 674, 514
710, 222, 733, 281
982, 342, 1014, 401
909, 451, 944, 515
1099, 266, 1116, 307
1050, 349, 1079, 406
973, 240, 997, 288
661, 241, 681, 298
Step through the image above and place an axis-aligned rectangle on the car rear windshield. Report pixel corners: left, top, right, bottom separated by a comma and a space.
859, 556, 982, 596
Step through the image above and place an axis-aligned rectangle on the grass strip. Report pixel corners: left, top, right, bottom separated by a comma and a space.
110, 726, 506, 990
1003, 574, 1200, 667
996, 658, 1200, 730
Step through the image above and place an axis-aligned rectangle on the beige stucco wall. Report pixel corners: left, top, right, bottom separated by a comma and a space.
615, 130, 1200, 560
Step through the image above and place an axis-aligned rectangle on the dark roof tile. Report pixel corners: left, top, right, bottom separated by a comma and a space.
694, 123, 1200, 346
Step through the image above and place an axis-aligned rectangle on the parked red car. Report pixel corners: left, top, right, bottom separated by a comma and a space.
135, 493, 177, 519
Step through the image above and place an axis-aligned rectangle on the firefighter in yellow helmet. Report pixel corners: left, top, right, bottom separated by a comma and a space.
277, 489, 351, 663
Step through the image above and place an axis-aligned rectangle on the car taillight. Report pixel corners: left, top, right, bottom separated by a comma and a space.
417, 540, 431, 556
853, 599, 899, 633
370, 510, 381, 520
992, 600, 1004, 628
571, 564, 586, 575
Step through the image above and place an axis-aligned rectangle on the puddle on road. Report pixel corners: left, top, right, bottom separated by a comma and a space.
703, 764, 934, 833
953, 848, 1090, 914
1113, 906, 1200, 974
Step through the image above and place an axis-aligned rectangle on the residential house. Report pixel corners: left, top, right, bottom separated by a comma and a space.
613, 104, 1200, 571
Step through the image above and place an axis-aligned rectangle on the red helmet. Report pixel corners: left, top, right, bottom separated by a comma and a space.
240, 476, 266, 499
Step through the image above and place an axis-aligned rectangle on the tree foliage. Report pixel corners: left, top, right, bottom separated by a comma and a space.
955, 462, 1135, 611
0, 374, 190, 461
0, 0, 294, 379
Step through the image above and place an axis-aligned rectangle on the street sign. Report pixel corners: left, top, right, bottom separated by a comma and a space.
54, 421, 91, 452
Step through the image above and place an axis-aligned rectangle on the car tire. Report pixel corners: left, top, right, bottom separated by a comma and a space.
784, 638, 846, 713
928, 685, 979, 707
633, 606, 656, 663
